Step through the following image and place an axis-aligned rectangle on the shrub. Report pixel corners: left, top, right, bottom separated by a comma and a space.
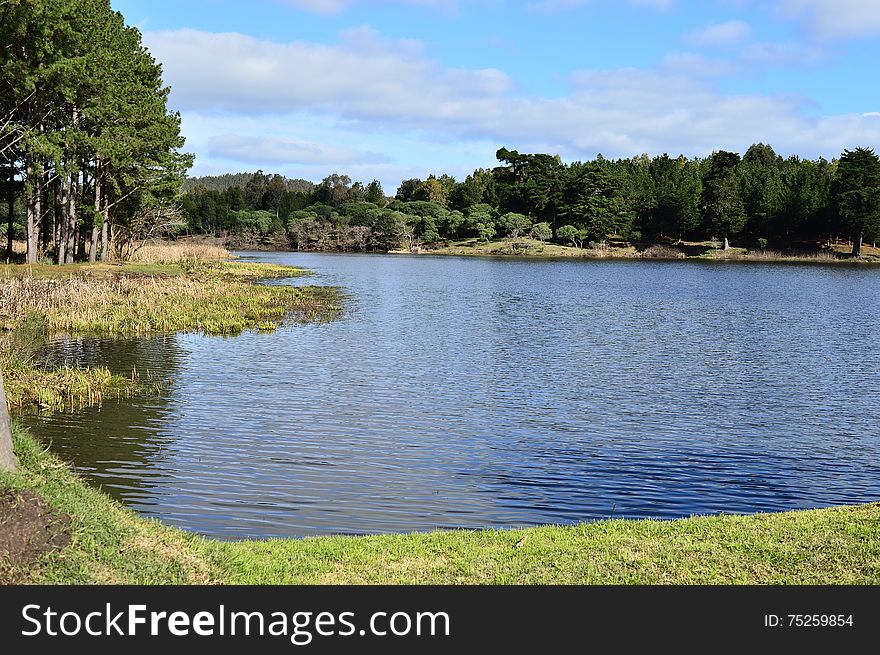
641, 244, 685, 259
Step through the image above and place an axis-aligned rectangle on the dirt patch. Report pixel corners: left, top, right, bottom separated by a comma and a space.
0, 489, 71, 583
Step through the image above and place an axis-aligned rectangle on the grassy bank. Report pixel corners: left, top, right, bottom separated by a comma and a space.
1, 261, 337, 337
1, 246, 341, 413
405, 237, 880, 263
3, 425, 879, 585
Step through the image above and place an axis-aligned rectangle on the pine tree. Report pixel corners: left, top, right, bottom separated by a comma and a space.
832, 148, 880, 257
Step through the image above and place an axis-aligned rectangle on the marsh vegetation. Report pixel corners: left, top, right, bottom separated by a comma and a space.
0, 243, 340, 413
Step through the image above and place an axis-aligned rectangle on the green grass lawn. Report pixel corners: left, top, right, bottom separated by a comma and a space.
4, 425, 879, 585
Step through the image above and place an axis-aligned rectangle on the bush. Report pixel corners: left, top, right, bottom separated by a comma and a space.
499, 212, 532, 238
531, 222, 552, 242
640, 244, 685, 259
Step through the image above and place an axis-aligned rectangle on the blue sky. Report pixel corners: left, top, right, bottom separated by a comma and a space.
112, 0, 880, 190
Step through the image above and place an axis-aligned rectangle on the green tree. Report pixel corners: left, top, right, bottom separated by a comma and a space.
777, 157, 833, 243
414, 176, 446, 206
831, 147, 880, 257
493, 148, 564, 222
312, 173, 352, 207
648, 154, 701, 241
701, 151, 746, 250
464, 203, 497, 239
531, 221, 552, 242
450, 168, 494, 210
476, 222, 496, 242
625, 154, 656, 235
560, 162, 633, 244
556, 224, 586, 249
739, 144, 783, 243
395, 178, 422, 202
499, 212, 532, 238
364, 179, 386, 207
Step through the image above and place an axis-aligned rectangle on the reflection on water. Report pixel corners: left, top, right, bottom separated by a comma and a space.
21, 253, 880, 540
24, 336, 185, 502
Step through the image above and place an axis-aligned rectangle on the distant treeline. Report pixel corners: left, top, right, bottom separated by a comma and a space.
182, 172, 314, 195
180, 144, 880, 256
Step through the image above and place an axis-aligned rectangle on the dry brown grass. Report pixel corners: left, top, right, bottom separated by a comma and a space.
129, 240, 232, 265
719, 248, 839, 262
640, 244, 686, 259
0, 263, 333, 336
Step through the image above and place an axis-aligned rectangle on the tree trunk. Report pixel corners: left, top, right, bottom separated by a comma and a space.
40, 172, 51, 251
89, 225, 99, 263
46, 184, 55, 257
75, 220, 82, 261
852, 233, 862, 258
89, 171, 101, 263
5, 176, 13, 264
55, 176, 67, 264
64, 173, 77, 264
100, 191, 110, 261
0, 371, 18, 473
25, 162, 40, 265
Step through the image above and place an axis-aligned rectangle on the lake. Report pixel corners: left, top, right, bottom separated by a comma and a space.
21, 253, 880, 539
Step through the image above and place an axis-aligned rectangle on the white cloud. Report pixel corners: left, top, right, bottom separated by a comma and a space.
146, 27, 511, 121
662, 52, 738, 78
528, 0, 675, 12
279, 0, 353, 15
773, 0, 880, 40
148, 27, 880, 188
207, 134, 387, 166
740, 40, 823, 66
278, 0, 459, 15
688, 20, 752, 48
629, 0, 675, 8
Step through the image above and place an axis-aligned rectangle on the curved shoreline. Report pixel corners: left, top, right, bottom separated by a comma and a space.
3, 425, 879, 584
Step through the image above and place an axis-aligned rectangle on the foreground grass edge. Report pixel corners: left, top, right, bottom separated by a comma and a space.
3, 425, 879, 585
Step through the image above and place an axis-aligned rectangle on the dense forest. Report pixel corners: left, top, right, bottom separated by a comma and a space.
0, 0, 189, 265
180, 144, 880, 257
181, 173, 314, 195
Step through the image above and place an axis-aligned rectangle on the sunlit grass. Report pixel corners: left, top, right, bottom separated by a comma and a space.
129, 241, 232, 265
0, 261, 335, 337
707, 248, 841, 262
2, 357, 155, 415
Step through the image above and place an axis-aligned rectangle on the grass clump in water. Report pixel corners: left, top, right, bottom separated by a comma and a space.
0, 311, 153, 414
0, 259, 341, 413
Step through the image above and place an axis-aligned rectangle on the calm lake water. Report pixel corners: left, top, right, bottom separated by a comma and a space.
22, 253, 880, 539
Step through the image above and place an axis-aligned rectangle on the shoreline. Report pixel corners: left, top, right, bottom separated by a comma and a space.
3, 424, 879, 584
204, 235, 880, 266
